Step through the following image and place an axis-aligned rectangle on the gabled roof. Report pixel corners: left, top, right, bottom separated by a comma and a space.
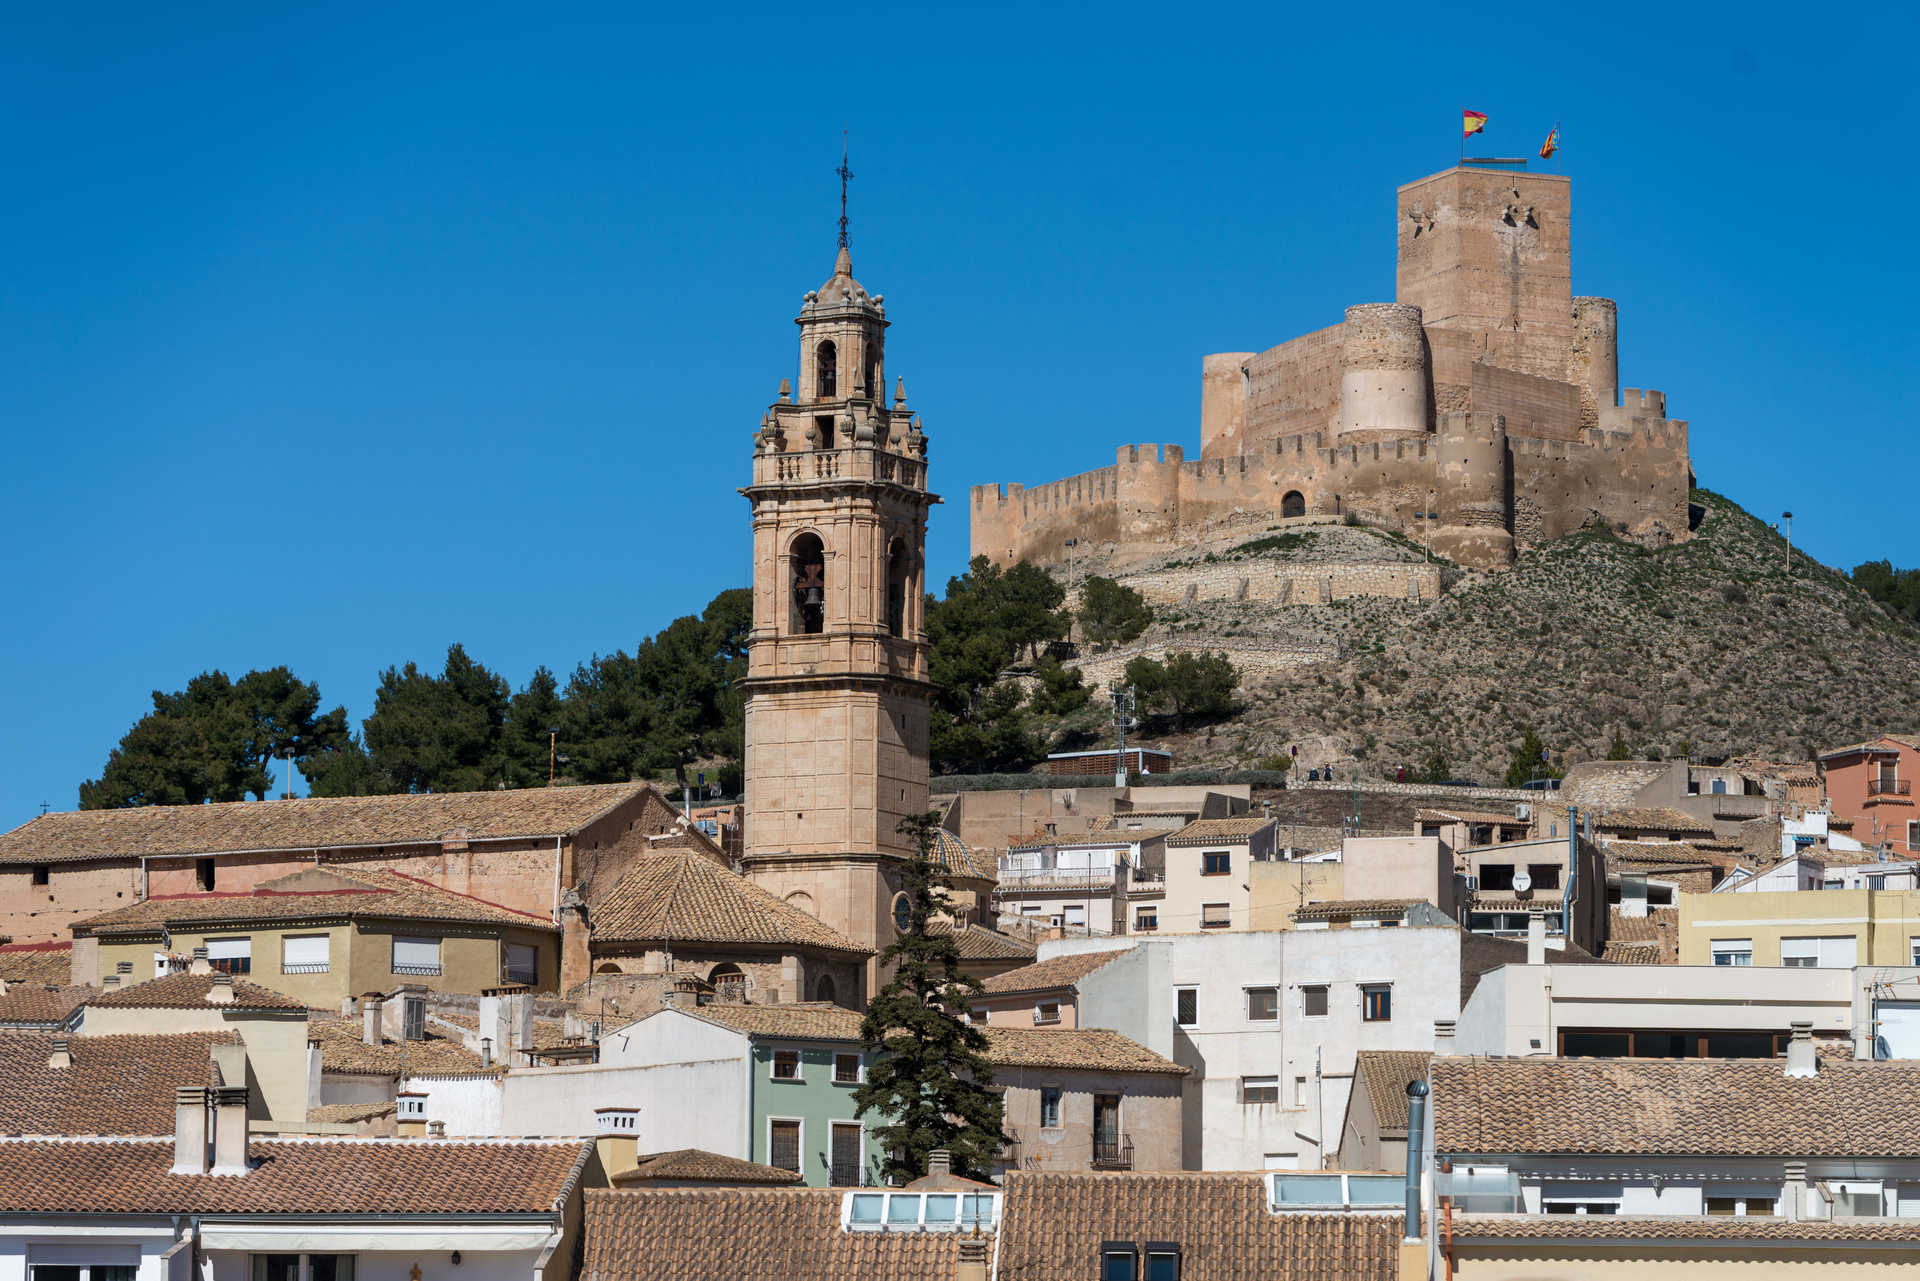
1593, 807, 1714, 836
591, 849, 869, 957
978, 949, 1127, 996
1415, 808, 1529, 827
1166, 815, 1276, 846
1291, 898, 1424, 923
0, 942, 73, 985
997, 1172, 1404, 1281
0, 1031, 238, 1134
1600, 941, 1662, 964
928, 922, 1037, 962
308, 1013, 492, 1076
0, 1135, 591, 1214
1818, 733, 1919, 761
0, 783, 656, 865
1433, 1056, 1920, 1157
681, 1001, 866, 1043
87, 972, 306, 1012
1353, 1050, 1434, 1133
583, 1186, 975, 1281
613, 1149, 803, 1185
72, 867, 555, 936
983, 1027, 1186, 1076
0, 985, 89, 1028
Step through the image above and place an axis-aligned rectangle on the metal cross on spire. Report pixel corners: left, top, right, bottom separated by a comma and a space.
836, 133, 854, 250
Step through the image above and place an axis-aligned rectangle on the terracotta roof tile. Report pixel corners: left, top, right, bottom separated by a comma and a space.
1291, 898, 1424, 922
1600, 941, 1662, 964
0, 942, 73, 985
1817, 733, 1918, 761
929, 922, 1037, 962
1593, 807, 1715, 836
582, 1186, 972, 1281
1559, 761, 1673, 810
1433, 1056, 1920, 1157
612, 1149, 803, 1185
0, 985, 89, 1027
930, 829, 997, 883
1353, 1050, 1433, 1133
308, 1014, 492, 1076
978, 949, 1127, 995
306, 1101, 397, 1125
0, 1135, 590, 1214
997, 1172, 1404, 1281
0, 1031, 238, 1134
1166, 816, 1276, 846
1415, 808, 1530, 827
88, 971, 307, 1012
1606, 907, 1677, 943
592, 850, 869, 956
983, 1027, 1186, 1076
0, 783, 655, 865
73, 867, 554, 936
684, 1002, 866, 1043
1451, 1213, 1920, 1242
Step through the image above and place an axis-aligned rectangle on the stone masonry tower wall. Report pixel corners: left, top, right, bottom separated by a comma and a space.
1570, 295, 1619, 428
1336, 303, 1430, 440
1430, 411, 1515, 569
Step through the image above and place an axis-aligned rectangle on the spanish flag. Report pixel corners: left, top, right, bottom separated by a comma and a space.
1540, 122, 1560, 160
1463, 110, 1488, 139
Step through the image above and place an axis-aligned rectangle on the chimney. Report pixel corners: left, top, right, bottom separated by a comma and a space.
1432, 1020, 1456, 1054
1526, 912, 1547, 966
47, 1038, 71, 1070
1403, 1081, 1429, 1244
102, 974, 120, 991
189, 948, 212, 976
428, 1120, 446, 1139
1783, 1159, 1808, 1221
211, 1085, 249, 1174
594, 1106, 639, 1178
207, 972, 234, 1004
116, 961, 133, 975
927, 1149, 953, 1180
480, 1037, 494, 1068
171, 1086, 211, 1175
957, 1239, 990, 1281
661, 977, 700, 1011
361, 993, 384, 1046
1786, 1020, 1817, 1078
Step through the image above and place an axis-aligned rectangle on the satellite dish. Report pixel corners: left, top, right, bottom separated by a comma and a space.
1512, 872, 1533, 894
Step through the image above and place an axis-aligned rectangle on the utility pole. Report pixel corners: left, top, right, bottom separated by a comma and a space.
1110, 684, 1136, 790
548, 728, 559, 786
1782, 511, 1793, 576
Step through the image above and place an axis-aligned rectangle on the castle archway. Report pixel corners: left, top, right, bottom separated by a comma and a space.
1282, 490, 1306, 519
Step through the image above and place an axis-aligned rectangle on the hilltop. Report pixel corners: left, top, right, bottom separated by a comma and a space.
1084, 491, 1920, 782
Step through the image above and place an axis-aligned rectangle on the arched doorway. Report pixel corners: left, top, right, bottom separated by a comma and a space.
709, 963, 748, 998
814, 975, 838, 1006
1281, 490, 1306, 518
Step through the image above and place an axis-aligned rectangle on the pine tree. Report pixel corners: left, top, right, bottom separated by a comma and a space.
853, 812, 1005, 1182
1605, 731, 1632, 761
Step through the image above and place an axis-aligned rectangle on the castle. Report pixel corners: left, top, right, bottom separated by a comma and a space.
971, 166, 1693, 573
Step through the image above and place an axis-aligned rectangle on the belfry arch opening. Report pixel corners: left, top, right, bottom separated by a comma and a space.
886, 537, 910, 638
790, 533, 826, 635
1282, 490, 1306, 518
815, 340, 837, 398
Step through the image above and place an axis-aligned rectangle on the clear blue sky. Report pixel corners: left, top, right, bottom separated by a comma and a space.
4, 4, 1916, 823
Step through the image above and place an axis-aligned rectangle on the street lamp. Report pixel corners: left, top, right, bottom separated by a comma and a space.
1781, 512, 1793, 576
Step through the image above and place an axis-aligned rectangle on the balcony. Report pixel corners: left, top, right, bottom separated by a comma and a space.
1092, 1134, 1133, 1170
1868, 778, 1912, 798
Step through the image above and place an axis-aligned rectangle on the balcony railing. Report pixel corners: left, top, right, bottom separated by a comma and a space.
1092, 1134, 1133, 1170
280, 962, 330, 975
393, 962, 443, 976
830, 1160, 865, 1187
1869, 778, 1912, 797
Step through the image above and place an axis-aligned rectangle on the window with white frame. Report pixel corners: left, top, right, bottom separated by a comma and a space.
1704, 1194, 1778, 1217
1200, 903, 1231, 929
1175, 987, 1197, 1027
1831, 1180, 1886, 1217
1780, 936, 1857, 968
280, 934, 329, 974
205, 936, 251, 975
250, 1256, 354, 1281
1035, 1000, 1061, 1025
1543, 1201, 1619, 1215
833, 1052, 861, 1084
769, 1119, 801, 1172
771, 1049, 802, 1080
1063, 904, 1087, 929
1293, 1076, 1307, 1106
1040, 1086, 1062, 1128
1301, 984, 1328, 1016
842, 1189, 999, 1232
28, 1245, 140, 1281
1911, 937, 1920, 967
1246, 987, 1278, 1021
1710, 938, 1753, 967
391, 935, 441, 976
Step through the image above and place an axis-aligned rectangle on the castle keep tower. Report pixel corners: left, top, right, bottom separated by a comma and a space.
739, 235, 939, 998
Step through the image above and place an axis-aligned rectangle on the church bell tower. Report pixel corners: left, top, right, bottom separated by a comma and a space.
739, 169, 939, 997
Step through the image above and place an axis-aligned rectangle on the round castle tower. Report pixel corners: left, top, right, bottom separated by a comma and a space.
1570, 296, 1619, 428
1429, 411, 1515, 569
1336, 303, 1429, 440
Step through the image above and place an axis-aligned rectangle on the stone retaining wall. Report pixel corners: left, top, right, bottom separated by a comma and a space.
1120, 560, 1442, 608
1069, 638, 1338, 688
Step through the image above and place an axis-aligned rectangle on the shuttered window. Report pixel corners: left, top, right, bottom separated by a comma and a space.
281, 935, 330, 973
770, 1120, 801, 1172
505, 944, 538, 986
391, 936, 442, 976
205, 937, 251, 975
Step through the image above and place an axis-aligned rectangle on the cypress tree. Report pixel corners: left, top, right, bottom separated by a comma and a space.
853, 812, 1006, 1182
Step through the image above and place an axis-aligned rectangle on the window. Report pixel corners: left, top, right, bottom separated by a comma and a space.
1780, 936, 1857, 968
505, 943, 538, 986
1246, 987, 1278, 1021
1361, 984, 1392, 1022
1102, 1248, 1136, 1281
205, 936, 251, 975
833, 1052, 861, 1084
886, 538, 910, 638
710, 963, 747, 993
402, 996, 425, 1041
1527, 863, 1561, 891
1706, 1195, 1778, 1217
30, 865, 48, 887
1063, 904, 1087, 930
1293, 1076, 1307, 1106
1240, 1075, 1279, 1105
769, 1119, 801, 1172
891, 893, 913, 934
830, 1121, 863, 1186
250, 1258, 354, 1281
1908, 821, 1920, 854
1202, 851, 1231, 876
790, 533, 826, 634
1478, 864, 1515, 891
1175, 988, 1197, 1027
1040, 1086, 1062, 1129
1710, 938, 1753, 967
1832, 1182, 1885, 1217
391, 935, 441, 976
281, 934, 329, 974
815, 340, 837, 398
1144, 1247, 1181, 1281
772, 1049, 802, 1081
1302, 985, 1329, 1017
195, 858, 215, 891
1544, 1202, 1618, 1215
844, 1190, 1000, 1232
1135, 907, 1158, 932
815, 974, 838, 1005
1911, 937, 1920, 967
1035, 1001, 1061, 1025
1200, 903, 1231, 929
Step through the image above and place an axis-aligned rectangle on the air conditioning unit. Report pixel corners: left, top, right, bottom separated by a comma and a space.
1514, 803, 1532, 821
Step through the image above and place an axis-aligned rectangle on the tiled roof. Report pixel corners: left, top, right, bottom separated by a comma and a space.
929, 922, 1037, 962
72, 867, 554, 936
0, 783, 654, 865
1606, 906, 1677, 944
0, 942, 73, 985
0, 1031, 237, 1134
1415, 808, 1529, 827
1818, 733, 1918, 761
993, 876, 1115, 893
1594, 807, 1714, 835
983, 1027, 1186, 1076
1600, 941, 1662, 964
613, 1149, 803, 1185
1433, 1056, 1920, 1157
1353, 1050, 1433, 1133
1602, 839, 1718, 865
88, 972, 307, 1012
308, 1014, 492, 1076
1559, 761, 1672, 810
978, 949, 1126, 995
0, 985, 89, 1027
1166, 816, 1276, 846
582, 1187, 973, 1281
591, 850, 869, 956
1451, 1213, 1920, 1242
0, 1135, 591, 1214
930, 829, 997, 883
997, 1172, 1404, 1281
306, 1101, 397, 1125
1291, 898, 1424, 922
686, 1002, 867, 1043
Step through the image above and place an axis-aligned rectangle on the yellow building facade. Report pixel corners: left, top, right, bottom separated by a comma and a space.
1680, 889, 1920, 969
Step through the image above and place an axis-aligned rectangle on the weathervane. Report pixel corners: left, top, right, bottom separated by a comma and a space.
836, 132, 854, 250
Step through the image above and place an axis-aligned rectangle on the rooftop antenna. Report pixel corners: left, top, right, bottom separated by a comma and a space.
836, 132, 854, 250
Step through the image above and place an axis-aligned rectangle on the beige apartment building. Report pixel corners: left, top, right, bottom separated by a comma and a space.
1249, 835, 1457, 930
1680, 888, 1920, 969
1158, 816, 1276, 934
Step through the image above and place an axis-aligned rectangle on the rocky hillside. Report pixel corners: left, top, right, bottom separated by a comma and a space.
1099, 491, 1920, 782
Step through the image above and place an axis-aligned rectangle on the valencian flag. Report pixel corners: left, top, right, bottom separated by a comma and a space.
1463, 110, 1488, 139
1540, 122, 1560, 159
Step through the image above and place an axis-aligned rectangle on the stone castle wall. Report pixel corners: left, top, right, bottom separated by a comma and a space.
1119, 560, 1442, 608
